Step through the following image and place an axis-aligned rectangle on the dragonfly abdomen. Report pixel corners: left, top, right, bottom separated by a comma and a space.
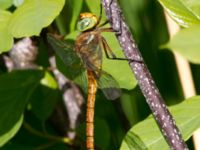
86, 70, 97, 150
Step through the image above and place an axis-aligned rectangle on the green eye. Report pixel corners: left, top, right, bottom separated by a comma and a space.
77, 17, 97, 31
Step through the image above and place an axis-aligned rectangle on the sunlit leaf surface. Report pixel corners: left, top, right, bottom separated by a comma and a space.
120, 96, 200, 150
8, 0, 65, 37
0, 10, 13, 52
161, 25, 200, 64
158, 0, 200, 27
0, 0, 13, 9
0, 116, 23, 147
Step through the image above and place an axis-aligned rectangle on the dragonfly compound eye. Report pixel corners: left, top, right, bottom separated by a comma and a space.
77, 13, 98, 31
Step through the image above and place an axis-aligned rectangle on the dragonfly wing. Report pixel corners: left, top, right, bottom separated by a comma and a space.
47, 33, 89, 94
74, 70, 88, 94
47, 33, 84, 78
97, 71, 121, 100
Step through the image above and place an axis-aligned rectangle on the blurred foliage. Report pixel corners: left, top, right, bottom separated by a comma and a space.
0, 0, 200, 150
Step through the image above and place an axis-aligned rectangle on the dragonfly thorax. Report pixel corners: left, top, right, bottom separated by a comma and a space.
77, 13, 98, 32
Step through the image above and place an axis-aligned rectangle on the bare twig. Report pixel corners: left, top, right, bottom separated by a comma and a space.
49, 56, 84, 140
101, 0, 188, 149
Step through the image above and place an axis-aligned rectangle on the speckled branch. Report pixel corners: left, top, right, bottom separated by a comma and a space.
101, 0, 188, 149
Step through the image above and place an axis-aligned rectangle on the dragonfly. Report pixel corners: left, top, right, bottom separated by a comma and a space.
47, 9, 127, 150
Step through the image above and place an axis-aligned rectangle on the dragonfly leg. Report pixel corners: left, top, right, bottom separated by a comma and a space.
97, 2, 110, 28
101, 36, 143, 63
99, 27, 122, 36
99, 27, 113, 32
98, 20, 109, 28
101, 36, 127, 60
96, 1, 103, 26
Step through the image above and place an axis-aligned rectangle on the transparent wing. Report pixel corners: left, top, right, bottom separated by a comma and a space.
97, 71, 121, 100
47, 33, 89, 94
47, 33, 84, 79
74, 70, 88, 94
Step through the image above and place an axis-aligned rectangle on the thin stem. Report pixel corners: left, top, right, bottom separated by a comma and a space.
36, 141, 59, 150
101, 0, 188, 149
23, 121, 72, 145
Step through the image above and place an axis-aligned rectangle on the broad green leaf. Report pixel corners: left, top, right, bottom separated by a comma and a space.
0, 10, 11, 28
0, 116, 23, 147
95, 118, 111, 149
1, 123, 68, 150
120, 96, 200, 150
0, 10, 13, 53
181, 0, 200, 18
158, 0, 200, 27
0, 28, 13, 53
85, 0, 106, 22
95, 95, 126, 148
120, 90, 140, 125
30, 71, 59, 121
0, 0, 13, 9
40, 71, 58, 89
69, 0, 83, 32
65, 30, 79, 39
85, 0, 101, 17
102, 32, 137, 90
8, 0, 65, 37
161, 25, 200, 64
0, 70, 44, 146
13, 0, 25, 7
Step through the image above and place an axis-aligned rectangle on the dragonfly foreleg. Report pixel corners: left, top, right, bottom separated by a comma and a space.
98, 20, 109, 28
102, 36, 127, 60
101, 36, 143, 63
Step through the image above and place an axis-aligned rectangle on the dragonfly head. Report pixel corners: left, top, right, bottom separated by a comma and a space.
77, 13, 98, 32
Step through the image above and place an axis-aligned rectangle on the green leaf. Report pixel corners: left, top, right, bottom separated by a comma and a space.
0, 70, 44, 146
69, 0, 83, 32
13, 0, 25, 7
8, 0, 65, 37
85, 0, 106, 22
30, 71, 59, 121
40, 71, 58, 89
85, 0, 101, 16
161, 25, 200, 64
181, 0, 200, 18
158, 0, 200, 27
0, 115, 23, 147
120, 96, 200, 150
95, 118, 111, 149
0, 28, 13, 53
120, 90, 140, 125
0, 10, 13, 53
0, 0, 13, 9
102, 32, 137, 90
